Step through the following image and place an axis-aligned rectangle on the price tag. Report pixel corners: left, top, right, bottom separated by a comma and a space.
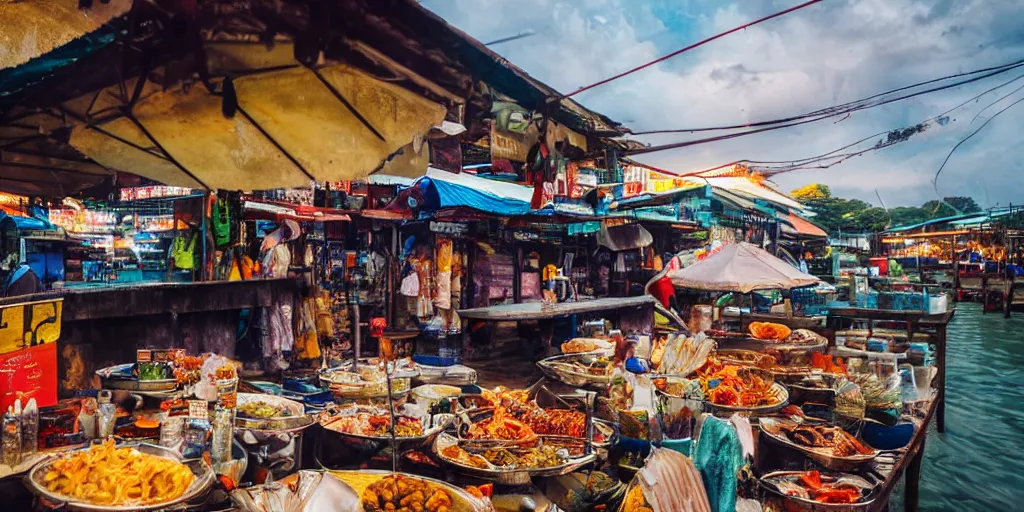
136, 350, 152, 363
188, 400, 208, 419
152, 349, 182, 363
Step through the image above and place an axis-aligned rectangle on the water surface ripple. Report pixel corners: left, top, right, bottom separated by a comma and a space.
916, 303, 1024, 510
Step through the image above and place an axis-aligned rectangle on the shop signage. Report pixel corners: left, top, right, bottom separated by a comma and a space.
0, 298, 62, 355
567, 222, 601, 235
622, 165, 647, 198
553, 200, 595, 217
429, 221, 470, 237
490, 124, 538, 162
576, 173, 598, 188
0, 342, 57, 412
120, 186, 195, 202
0, 297, 62, 411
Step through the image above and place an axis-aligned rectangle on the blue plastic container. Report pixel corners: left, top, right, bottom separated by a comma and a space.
862, 421, 915, 450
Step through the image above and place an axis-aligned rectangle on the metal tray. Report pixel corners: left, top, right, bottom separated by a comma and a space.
759, 423, 878, 471
536, 353, 613, 389
760, 470, 879, 511
96, 363, 177, 392
434, 433, 597, 485
319, 364, 416, 400
704, 382, 790, 415
319, 409, 455, 452
327, 469, 492, 512
234, 393, 314, 432
25, 442, 214, 511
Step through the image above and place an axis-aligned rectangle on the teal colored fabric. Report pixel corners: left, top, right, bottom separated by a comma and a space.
693, 416, 743, 512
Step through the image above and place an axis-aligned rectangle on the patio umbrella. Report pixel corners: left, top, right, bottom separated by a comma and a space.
667, 242, 819, 293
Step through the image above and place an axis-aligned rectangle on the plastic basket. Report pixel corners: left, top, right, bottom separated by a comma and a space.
415, 356, 464, 368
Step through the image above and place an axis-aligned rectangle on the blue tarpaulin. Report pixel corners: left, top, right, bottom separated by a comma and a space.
0, 211, 51, 230
406, 168, 533, 216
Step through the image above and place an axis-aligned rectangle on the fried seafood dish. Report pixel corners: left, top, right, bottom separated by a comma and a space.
697, 356, 782, 408
761, 419, 875, 458
748, 322, 792, 342
321, 409, 424, 437
361, 474, 453, 512
763, 470, 874, 505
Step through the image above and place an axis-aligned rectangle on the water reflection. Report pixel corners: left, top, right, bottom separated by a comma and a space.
917, 303, 1024, 511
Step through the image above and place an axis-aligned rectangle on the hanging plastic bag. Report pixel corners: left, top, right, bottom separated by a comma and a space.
400, 271, 420, 297
434, 271, 452, 310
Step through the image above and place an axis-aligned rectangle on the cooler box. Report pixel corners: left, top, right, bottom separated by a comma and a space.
869, 257, 889, 276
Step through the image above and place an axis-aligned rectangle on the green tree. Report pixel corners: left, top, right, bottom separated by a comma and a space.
889, 206, 930, 227
943, 196, 981, 214
921, 200, 958, 218
851, 207, 890, 232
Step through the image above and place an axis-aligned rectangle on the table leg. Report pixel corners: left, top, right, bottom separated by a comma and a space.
936, 325, 947, 433
904, 440, 926, 512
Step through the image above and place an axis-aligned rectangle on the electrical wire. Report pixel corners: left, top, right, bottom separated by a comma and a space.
621, 71, 1024, 179
933, 94, 1024, 192
622, 62, 1024, 153
564, 0, 823, 98
748, 75, 1024, 175
624, 61, 1024, 154
630, 58, 1024, 135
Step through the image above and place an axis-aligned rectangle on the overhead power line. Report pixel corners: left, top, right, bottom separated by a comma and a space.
624, 62, 1024, 156
740, 72, 1024, 175
630, 58, 1024, 135
565, 0, 822, 98
624, 71, 1024, 180
933, 94, 1024, 191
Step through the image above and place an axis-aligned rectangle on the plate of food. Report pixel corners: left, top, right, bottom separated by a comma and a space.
760, 470, 879, 511
328, 470, 493, 512
434, 433, 597, 485
319, 362, 416, 399
537, 353, 614, 389
26, 440, 214, 511
697, 356, 789, 414
95, 363, 177, 392
561, 338, 615, 355
759, 418, 878, 471
319, 404, 455, 453
235, 393, 313, 432
748, 322, 792, 342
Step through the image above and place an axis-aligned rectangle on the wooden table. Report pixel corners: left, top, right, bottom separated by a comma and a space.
825, 307, 954, 512
828, 308, 952, 433
458, 296, 656, 321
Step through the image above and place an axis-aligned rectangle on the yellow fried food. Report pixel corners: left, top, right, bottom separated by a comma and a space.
42, 440, 195, 506
623, 485, 653, 512
362, 475, 453, 512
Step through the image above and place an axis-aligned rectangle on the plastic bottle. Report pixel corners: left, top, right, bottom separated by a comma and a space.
2, 405, 21, 466
21, 399, 37, 456
97, 390, 116, 438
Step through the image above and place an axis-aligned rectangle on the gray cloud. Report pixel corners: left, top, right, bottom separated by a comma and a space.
427, 0, 1024, 207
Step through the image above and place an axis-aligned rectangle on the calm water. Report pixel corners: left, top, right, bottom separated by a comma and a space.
909, 303, 1024, 511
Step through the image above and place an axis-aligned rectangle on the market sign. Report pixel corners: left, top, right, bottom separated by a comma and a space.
621, 165, 646, 198
0, 298, 62, 355
120, 186, 196, 202
430, 221, 470, 237
490, 123, 539, 162
0, 298, 62, 411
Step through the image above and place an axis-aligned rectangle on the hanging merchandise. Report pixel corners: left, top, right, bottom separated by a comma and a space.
172, 231, 197, 270
400, 271, 420, 297
294, 298, 321, 361
212, 197, 232, 248
434, 238, 453, 310
264, 300, 295, 371
239, 254, 255, 279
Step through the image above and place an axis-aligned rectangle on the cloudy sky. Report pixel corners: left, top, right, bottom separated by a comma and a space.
425, 0, 1024, 208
